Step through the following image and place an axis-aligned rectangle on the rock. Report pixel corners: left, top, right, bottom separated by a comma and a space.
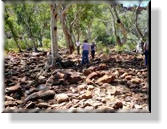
83, 67, 95, 76
25, 87, 38, 95
46, 75, 54, 85
113, 70, 119, 78
87, 72, 101, 80
83, 69, 90, 76
5, 101, 17, 107
38, 76, 46, 84
113, 102, 123, 109
38, 75, 45, 80
72, 99, 80, 104
86, 72, 104, 84
133, 104, 143, 109
5, 83, 21, 94
37, 84, 48, 90
78, 84, 87, 91
25, 92, 39, 102
120, 72, 128, 79
32, 52, 41, 56
38, 103, 49, 108
107, 86, 116, 95
97, 106, 114, 113
125, 75, 132, 80
86, 78, 94, 85
114, 90, 121, 96
79, 91, 92, 99
56, 94, 69, 103
87, 85, 94, 91
93, 102, 102, 109
25, 90, 55, 102
20, 77, 27, 82
68, 72, 82, 84
84, 106, 94, 111
131, 78, 141, 84
66, 102, 73, 109
39, 90, 55, 100
96, 63, 107, 70
57, 72, 65, 78
5, 96, 15, 101
96, 75, 115, 84
26, 102, 36, 109
102, 83, 111, 88
82, 99, 93, 108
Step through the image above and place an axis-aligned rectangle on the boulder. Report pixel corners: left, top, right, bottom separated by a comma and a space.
79, 91, 92, 99
131, 78, 141, 84
68, 72, 82, 84
120, 72, 128, 79
56, 93, 69, 103
125, 75, 132, 80
5, 83, 21, 94
83, 66, 96, 76
86, 72, 104, 84
113, 102, 123, 109
25, 90, 55, 102
78, 84, 87, 91
96, 75, 115, 84
39, 90, 55, 100
87, 85, 94, 91
38, 103, 49, 108
38, 76, 46, 84
87, 72, 102, 80
96, 63, 107, 70
5, 101, 17, 107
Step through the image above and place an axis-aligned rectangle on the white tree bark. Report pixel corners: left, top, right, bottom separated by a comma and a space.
50, 2, 58, 66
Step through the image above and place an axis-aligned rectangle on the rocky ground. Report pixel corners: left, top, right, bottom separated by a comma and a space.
3, 50, 149, 113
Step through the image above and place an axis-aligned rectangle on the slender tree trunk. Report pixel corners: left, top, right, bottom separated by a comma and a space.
77, 31, 80, 41
5, 9, 22, 52
60, 6, 74, 54
110, 6, 122, 46
112, 5, 127, 44
87, 24, 92, 40
135, 1, 145, 51
38, 36, 43, 47
12, 34, 22, 52
50, 3, 58, 66
135, 3, 144, 40
22, 34, 29, 50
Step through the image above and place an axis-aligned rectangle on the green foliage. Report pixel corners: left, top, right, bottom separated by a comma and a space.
4, 2, 148, 52
42, 38, 50, 48
4, 39, 18, 51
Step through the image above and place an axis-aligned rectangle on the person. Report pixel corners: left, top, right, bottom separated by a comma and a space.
81, 40, 90, 65
143, 41, 149, 66
76, 40, 80, 55
91, 42, 96, 59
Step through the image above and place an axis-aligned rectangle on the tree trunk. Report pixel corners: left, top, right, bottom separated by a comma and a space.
135, 1, 145, 51
87, 24, 92, 40
110, 6, 122, 46
113, 5, 127, 44
77, 31, 80, 41
5, 9, 22, 52
135, 3, 144, 40
22, 34, 29, 50
50, 3, 58, 66
60, 6, 74, 54
38, 36, 43, 47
